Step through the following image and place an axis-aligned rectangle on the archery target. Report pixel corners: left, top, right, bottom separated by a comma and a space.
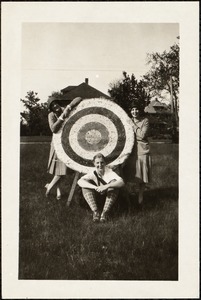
53, 98, 135, 174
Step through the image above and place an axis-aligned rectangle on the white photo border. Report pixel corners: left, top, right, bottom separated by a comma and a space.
2, 2, 199, 299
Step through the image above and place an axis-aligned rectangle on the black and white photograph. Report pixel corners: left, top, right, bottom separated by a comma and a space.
2, 2, 199, 299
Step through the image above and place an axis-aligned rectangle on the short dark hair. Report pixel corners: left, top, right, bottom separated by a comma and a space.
93, 153, 106, 163
130, 104, 145, 117
47, 96, 61, 111
49, 101, 59, 111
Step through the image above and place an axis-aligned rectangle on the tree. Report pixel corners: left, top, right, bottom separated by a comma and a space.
20, 91, 50, 136
108, 72, 150, 116
142, 40, 179, 127
48, 91, 63, 100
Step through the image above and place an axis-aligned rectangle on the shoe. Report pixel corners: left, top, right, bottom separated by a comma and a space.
45, 184, 50, 197
93, 211, 100, 222
100, 211, 108, 222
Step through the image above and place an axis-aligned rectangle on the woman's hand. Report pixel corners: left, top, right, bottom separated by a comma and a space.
95, 184, 109, 193
62, 106, 71, 119
61, 98, 82, 120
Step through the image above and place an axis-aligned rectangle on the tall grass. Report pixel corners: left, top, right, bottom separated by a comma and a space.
19, 143, 178, 280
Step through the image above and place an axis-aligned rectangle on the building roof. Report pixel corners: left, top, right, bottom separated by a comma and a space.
144, 105, 157, 114
61, 85, 76, 94
151, 99, 167, 107
145, 100, 171, 114
60, 82, 110, 102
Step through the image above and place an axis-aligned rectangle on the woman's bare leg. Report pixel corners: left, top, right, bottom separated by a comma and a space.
138, 182, 145, 204
56, 183, 61, 200
45, 175, 61, 197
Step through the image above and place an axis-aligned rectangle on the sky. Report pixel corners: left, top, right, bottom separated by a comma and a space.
21, 23, 179, 104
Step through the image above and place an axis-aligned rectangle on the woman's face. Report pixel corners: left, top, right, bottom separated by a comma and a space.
131, 107, 140, 118
93, 157, 106, 174
51, 102, 62, 114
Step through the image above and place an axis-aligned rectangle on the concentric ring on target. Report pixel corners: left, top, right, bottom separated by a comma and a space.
68, 114, 117, 159
53, 98, 135, 174
62, 107, 125, 166
78, 123, 109, 149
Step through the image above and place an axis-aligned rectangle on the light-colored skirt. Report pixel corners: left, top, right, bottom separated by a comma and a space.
123, 152, 152, 184
47, 143, 67, 176
135, 154, 152, 183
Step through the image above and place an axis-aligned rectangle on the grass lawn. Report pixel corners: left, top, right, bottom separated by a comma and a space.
19, 141, 178, 280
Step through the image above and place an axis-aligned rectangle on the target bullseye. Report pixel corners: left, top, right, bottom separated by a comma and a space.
76, 119, 110, 149
85, 129, 101, 144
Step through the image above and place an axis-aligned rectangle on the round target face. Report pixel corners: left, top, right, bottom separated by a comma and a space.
53, 98, 135, 174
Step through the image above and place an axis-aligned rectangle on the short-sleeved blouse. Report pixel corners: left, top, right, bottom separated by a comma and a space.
77, 167, 122, 188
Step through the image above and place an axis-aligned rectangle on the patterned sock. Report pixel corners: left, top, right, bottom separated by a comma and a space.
102, 190, 118, 213
83, 191, 98, 212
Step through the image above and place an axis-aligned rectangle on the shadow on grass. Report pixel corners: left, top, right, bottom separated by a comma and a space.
71, 185, 178, 219
110, 186, 178, 218
143, 186, 178, 207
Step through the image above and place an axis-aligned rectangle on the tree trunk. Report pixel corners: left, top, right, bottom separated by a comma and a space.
169, 76, 179, 143
169, 77, 174, 115
173, 90, 179, 126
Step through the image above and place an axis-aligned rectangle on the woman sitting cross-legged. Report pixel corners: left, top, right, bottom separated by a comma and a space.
77, 153, 125, 222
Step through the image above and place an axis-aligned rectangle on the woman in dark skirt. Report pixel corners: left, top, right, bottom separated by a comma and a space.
45, 96, 82, 199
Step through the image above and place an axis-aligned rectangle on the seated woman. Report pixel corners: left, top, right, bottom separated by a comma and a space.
77, 153, 125, 222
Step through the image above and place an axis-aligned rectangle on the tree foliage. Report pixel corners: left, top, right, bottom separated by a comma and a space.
143, 41, 179, 126
47, 91, 63, 102
20, 91, 50, 136
108, 72, 150, 116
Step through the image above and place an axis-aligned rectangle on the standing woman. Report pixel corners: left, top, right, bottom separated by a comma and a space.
45, 96, 82, 200
128, 104, 151, 204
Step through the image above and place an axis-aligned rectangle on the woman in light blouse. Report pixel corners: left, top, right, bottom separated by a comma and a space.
128, 104, 151, 204
45, 96, 82, 200
77, 153, 125, 222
